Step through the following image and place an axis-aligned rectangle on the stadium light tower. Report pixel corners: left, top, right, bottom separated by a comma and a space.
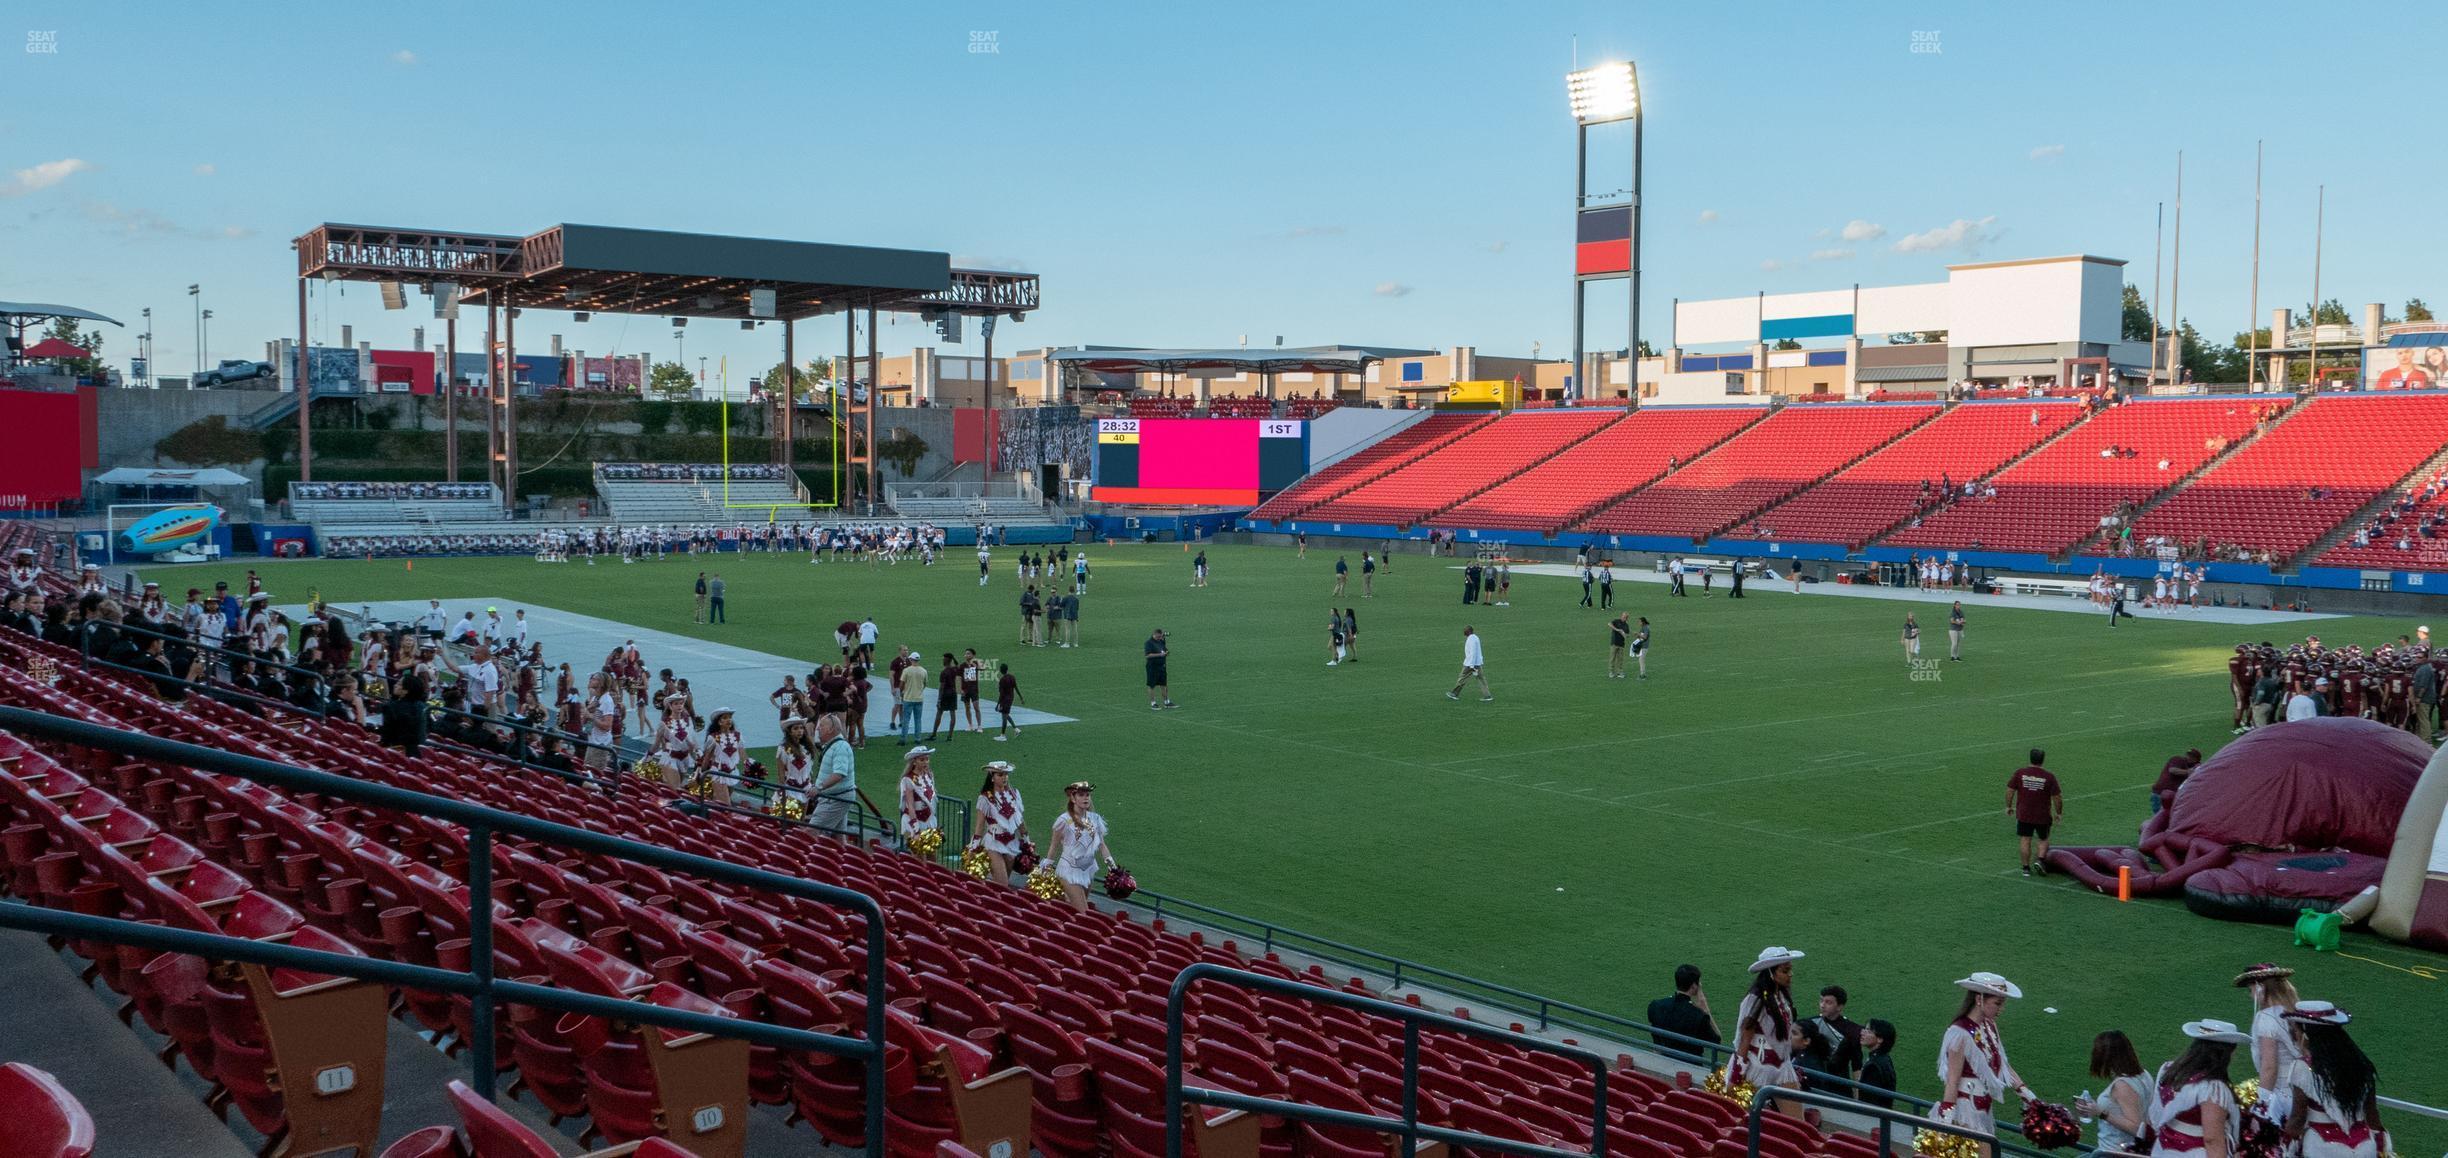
1567, 59, 1641, 401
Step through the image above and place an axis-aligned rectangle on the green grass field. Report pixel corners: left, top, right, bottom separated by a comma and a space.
141, 544, 2446, 1140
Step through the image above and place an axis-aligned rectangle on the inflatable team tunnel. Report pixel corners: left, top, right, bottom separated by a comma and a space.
2048, 716, 2448, 952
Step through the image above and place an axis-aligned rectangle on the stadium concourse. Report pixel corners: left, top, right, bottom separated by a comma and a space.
4, 512, 2445, 1157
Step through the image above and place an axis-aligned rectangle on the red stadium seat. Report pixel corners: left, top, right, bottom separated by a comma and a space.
0, 1063, 96, 1158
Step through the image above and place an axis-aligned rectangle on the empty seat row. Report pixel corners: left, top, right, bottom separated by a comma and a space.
1579, 405, 1940, 539
1441, 407, 1766, 532
1728, 402, 2084, 548
1304, 411, 1621, 526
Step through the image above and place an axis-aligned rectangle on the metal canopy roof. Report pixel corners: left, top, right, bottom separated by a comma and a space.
0, 301, 125, 326
1049, 346, 1404, 375
292, 221, 1038, 321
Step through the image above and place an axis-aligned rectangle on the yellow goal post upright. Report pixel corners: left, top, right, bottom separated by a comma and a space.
718, 357, 845, 519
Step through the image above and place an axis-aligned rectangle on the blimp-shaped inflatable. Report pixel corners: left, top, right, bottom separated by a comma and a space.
118, 504, 223, 555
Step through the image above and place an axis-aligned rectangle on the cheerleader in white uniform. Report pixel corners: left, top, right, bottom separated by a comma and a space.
1937, 972, 2037, 1157
657, 710, 697, 790
972, 761, 1027, 886
1045, 781, 1116, 912
2151, 1019, 2247, 1158
1730, 947, 1805, 1105
898, 746, 939, 851
2236, 963, 2306, 1135
776, 717, 817, 811
2280, 1003, 2386, 1158
697, 709, 745, 803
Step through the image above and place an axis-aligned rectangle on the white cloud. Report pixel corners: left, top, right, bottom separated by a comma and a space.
79, 200, 252, 240
1697, 210, 1719, 225
1759, 259, 1785, 273
1810, 248, 1855, 262
1486, 240, 1508, 254
2029, 144, 2065, 161
1373, 281, 1413, 298
2, 158, 92, 198
193, 163, 216, 177
1839, 219, 1886, 243
1894, 215, 2003, 254
391, 49, 418, 66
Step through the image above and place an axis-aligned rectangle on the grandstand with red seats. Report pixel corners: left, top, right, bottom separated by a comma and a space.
1300, 410, 1620, 527
2119, 393, 2448, 564
0, 517, 1924, 1158
1724, 401, 2085, 548
1249, 413, 1490, 522
1576, 403, 1940, 540
1439, 406, 1765, 533
1883, 397, 2273, 556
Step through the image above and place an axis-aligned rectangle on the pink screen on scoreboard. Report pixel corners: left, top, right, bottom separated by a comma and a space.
1137, 419, 1258, 489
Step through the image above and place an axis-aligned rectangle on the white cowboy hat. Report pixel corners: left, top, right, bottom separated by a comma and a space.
2181, 1018, 2251, 1044
981, 760, 1015, 773
778, 716, 809, 728
904, 745, 936, 761
1747, 946, 1805, 973
1954, 972, 2023, 999
2281, 1001, 2350, 1027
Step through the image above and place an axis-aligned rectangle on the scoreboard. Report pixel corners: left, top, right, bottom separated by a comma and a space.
1091, 418, 1310, 505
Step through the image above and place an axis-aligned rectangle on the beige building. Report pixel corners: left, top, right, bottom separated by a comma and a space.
857, 344, 1586, 409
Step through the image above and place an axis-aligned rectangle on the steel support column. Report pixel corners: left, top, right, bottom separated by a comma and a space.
781, 320, 795, 470
501, 293, 518, 513
296, 278, 313, 482
865, 306, 880, 515
444, 313, 458, 482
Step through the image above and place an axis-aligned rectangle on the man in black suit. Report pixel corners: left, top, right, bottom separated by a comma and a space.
1644, 964, 1721, 1064
1798, 984, 1867, 1091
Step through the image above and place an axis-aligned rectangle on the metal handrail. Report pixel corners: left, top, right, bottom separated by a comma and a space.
1164, 962, 1610, 1158
1120, 886, 1941, 1115
0, 704, 892, 1157
1742, 1084, 2054, 1158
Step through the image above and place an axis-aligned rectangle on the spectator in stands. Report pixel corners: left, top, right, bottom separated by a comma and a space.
807, 714, 859, 838
1645, 963, 1721, 1063
973, 760, 1028, 885
1802, 985, 1866, 1092
2076, 1031, 2154, 1158
2279, 1003, 2385, 1158
1858, 1019, 1898, 1108
1732, 947, 1806, 1105
1046, 780, 1119, 911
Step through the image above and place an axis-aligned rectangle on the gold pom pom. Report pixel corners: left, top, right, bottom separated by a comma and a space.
768, 794, 808, 821
1700, 1068, 1755, 1108
633, 755, 664, 782
960, 848, 991, 879
1024, 864, 1065, 901
907, 827, 944, 858
1915, 1130, 1980, 1158
2232, 1078, 2259, 1110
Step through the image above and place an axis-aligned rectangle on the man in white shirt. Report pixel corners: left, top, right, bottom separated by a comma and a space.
417, 600, 447, 638
464, 646, 503, 712
2285, 679, 2325, 722
856, 615, 878, 663
481, 608, 507, 648
1446, 626, 1493, 702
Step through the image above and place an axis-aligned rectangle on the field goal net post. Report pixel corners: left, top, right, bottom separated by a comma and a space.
717, 380, 847, 517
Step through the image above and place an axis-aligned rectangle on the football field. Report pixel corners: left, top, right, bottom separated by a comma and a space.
143, 543, 2447, 1136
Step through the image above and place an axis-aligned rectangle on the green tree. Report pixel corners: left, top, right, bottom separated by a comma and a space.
1771, 338, 1803, 351
2298, 299, 2352, 327
2408, 298, 2434, 323
760, 357, 835, 401
2174, 320, 2245, 384
40, 317, 105, 377
1634, 340, 1657, 358
646, 360, 696, 401
2121, 284, 2154, 341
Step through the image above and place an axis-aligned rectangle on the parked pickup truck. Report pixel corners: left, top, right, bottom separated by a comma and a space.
193, 358, 275, 387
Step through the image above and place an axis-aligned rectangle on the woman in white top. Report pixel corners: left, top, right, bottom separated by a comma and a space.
898, 746, 939, 850
697, 708, 744, 801
2077, 1030, 2157, 1158
1937, 971, 2037, 1156
583, 673, 619, 769
2151, 1020, 2246, 1158
1044, 781, 1116, 911
1729, 947, 1805, 1105
2280, 1003, 2386, 1158
776, 717, 817, 809
659, 709, 698, 773
972, 761, 1027, 886
2236, 962, 2305, 1130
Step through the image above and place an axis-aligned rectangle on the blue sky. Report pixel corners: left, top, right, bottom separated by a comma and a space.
4, 0, 2442, 382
